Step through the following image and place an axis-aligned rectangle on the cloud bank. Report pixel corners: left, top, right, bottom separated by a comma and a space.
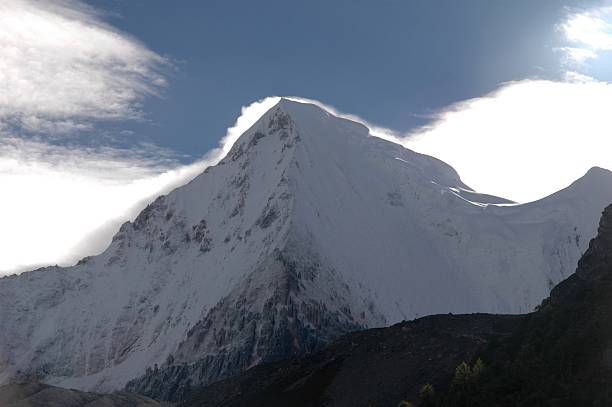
0, 0, 182, 275
403, 78, 612, 202
0, 138, 205, 273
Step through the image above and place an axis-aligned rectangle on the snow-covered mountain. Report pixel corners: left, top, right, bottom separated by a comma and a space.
1, 99, 612, 398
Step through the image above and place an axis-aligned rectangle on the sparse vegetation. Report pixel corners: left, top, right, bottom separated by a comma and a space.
418, 383, 435, 407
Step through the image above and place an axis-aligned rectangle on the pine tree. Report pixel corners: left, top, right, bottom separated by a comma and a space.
418, 383, 435, 407
471, 358, 485, 380
452, 362, 472, 388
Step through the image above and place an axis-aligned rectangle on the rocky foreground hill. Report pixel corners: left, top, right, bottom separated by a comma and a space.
180, 314, 521, 407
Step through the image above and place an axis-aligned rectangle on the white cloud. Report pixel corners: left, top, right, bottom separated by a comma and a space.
0, 0, 167, 133
402, 79, 612, 203
559, 5, 612, 64
0, 137, 200, 274
210, 97, 283, 161
0, 0, 180, 274
563, 70, 597, 83
560, 46, 599, 63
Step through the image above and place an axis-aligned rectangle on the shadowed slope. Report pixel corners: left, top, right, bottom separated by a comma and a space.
179, 314, 521, 407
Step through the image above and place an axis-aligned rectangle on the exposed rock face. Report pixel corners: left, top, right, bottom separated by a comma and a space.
126, 239, 379, 401
2, 99, 612, 400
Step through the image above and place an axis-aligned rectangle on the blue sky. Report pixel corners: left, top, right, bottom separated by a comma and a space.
1, 0, 612, 273
83, 0, 604, 157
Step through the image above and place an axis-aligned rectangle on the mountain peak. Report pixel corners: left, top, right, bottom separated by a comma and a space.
276, 97, 307, 109
265, 98, 370, 139
584, 165, 612, 180
222, 97, 370, 168
275, 97, 326, 115
553, 166, 612, 201
4, 99, 612, 400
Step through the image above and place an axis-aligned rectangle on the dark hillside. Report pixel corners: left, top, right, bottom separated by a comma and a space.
180, 314, 520, 407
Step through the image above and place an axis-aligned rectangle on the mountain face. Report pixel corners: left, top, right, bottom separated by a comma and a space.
180, 204, 612, 407
1, 99, 612, 398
